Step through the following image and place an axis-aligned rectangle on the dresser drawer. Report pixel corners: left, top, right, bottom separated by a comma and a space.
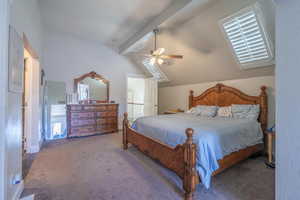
96, 117, 117, 125
69, 106, 83, 111
71, 119, 96, 126
96, 124, 117, 132
70, 125, 95, 135
96, 111, 117, 117
70, 112, 95, 119
107, 105, 118, 111
83, 105, 107, 111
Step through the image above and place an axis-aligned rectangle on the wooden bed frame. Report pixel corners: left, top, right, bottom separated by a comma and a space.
122, 83, 268, 200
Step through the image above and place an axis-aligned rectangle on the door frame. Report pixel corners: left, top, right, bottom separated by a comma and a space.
22, 53, 41, 153
0, 0, 10, 199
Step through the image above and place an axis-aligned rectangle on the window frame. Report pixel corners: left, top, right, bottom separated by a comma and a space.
142, 59, 169, 82
219, 3, 274, 69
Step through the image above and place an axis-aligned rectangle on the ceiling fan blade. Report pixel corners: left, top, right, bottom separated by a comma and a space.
160, 55, 183, 59
149, 57, 156, 65
153, 48, 165, 56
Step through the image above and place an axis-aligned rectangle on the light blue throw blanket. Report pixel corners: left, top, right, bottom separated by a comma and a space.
131, 113, 263, 189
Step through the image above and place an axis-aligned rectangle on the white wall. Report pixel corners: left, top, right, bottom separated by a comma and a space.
276, 0, 300, 199
6, 0, 44, 199
159, 76, 275, 128
42, 30, 144, 126
10, 0, 43, 56
0, 1, 10, 199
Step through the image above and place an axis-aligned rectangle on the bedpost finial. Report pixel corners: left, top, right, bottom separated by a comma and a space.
185, 128, 194, 144
190, 90, 194, 96
124, 112, 128, 119
260, 86, 267, 96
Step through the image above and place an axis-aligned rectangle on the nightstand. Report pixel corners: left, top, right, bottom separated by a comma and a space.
164, 109, 184, 114
264, 131, 275, 168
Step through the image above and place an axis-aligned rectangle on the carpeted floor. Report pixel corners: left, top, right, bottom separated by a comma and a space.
22, 132, 274, 200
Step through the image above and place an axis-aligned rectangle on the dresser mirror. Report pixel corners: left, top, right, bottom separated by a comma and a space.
74, 71, 109, 103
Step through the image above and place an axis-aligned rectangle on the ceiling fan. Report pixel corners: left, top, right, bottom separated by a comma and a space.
146, 28, 183, 65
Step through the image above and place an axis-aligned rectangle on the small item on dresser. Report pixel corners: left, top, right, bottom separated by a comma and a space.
164, 109, 184, 114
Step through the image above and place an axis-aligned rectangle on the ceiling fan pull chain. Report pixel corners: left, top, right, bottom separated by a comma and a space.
154, 29, 157, 51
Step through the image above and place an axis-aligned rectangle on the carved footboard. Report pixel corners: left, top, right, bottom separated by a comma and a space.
123, 113, 197, 200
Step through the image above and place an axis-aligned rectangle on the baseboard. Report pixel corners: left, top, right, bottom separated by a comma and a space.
12, 180, 24, 200
27, 144, 40, 154
20, 194, 35, 200
39, 138, 44, 149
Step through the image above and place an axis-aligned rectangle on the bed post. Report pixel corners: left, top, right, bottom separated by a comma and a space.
189, 90, 194, 109
259, 86, 268, 132
123, 113, 129, 150
183, 128, 197, 200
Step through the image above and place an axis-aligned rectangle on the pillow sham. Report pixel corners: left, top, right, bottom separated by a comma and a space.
217, 106, 232, 117
196, 105, 218, 117
186, 106, 218, 117
231, 104, 260, 120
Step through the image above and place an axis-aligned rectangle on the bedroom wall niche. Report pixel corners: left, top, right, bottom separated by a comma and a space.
158, 76, 275, 128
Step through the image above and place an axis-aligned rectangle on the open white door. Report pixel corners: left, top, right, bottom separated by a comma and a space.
144, 78, 158, 116
24, 57, 41, 153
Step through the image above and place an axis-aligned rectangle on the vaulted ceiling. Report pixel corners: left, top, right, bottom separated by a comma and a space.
39, 0, 275, 87
125, 0, 275, 87
38, 0, 178, 48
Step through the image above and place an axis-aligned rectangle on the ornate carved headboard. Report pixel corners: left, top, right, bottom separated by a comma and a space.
189, 84, 268, 131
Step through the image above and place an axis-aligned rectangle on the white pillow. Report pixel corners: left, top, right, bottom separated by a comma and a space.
185, 107, 199, 115
217, 106, 232, 117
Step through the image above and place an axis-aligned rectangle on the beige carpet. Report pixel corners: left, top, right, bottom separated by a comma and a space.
22, 133, 274, 200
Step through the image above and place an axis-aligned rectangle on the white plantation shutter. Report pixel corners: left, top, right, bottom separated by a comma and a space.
221, 6, 273, 68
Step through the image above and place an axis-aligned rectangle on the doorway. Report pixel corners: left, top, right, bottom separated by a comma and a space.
22, 50, 30, 155
22, 38, 42, 179
127, 76, 158, 123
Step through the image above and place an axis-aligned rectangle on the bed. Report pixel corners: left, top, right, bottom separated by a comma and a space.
122, 84, 268, 200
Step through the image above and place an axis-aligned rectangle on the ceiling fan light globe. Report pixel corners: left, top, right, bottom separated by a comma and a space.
158, 58, 164, 65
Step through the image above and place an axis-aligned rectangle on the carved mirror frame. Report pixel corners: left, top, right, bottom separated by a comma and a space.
74, 71, 109, 103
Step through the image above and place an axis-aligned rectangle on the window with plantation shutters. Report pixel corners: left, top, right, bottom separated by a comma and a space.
220, 5, 273, 69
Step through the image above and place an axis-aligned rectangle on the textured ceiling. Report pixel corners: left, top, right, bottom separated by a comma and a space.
38, 0, 175, 48
125, 0, 276, 87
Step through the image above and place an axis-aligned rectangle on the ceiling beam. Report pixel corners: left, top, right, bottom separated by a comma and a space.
119, 0, 192, 54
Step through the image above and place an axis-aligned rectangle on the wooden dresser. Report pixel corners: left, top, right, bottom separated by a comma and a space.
67, 104, 118, 138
